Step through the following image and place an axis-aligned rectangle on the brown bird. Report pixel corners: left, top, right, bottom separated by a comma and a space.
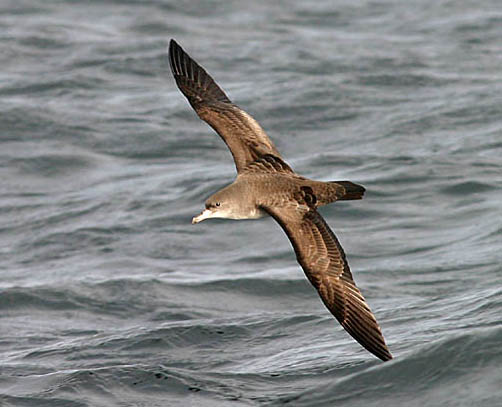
168, 39, 392, 361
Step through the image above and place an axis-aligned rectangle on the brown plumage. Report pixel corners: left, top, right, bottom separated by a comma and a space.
169, 39, 392, 361
169, 40, 282, 173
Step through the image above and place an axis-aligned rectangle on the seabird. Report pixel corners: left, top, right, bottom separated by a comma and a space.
168, 39, 392, 361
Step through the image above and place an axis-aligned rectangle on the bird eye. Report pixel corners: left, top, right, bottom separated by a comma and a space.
215, 202, 221, 207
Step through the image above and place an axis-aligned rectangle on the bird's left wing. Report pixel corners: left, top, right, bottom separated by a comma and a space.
261, 188, 392, 361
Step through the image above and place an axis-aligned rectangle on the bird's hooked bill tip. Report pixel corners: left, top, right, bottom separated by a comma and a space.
192, 208, 212, 224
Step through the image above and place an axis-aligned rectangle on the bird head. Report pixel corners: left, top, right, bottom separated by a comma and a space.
192, 190, 234, 224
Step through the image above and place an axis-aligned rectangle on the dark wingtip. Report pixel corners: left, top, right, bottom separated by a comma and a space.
367, 333, 393, 362
168, 38, 183, 77
378, 347, 393, 361
169, 38, 181, 52
342, 319, 393, 362
168, 39, 181, 62
168, 39, 176, 62
168, 39, 231, 106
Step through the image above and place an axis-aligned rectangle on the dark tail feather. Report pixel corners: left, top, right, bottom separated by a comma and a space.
332, 181, 365, 200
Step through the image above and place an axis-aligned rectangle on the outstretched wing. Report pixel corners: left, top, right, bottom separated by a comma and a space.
169, 39, 282, 173
262, 192, 392, 361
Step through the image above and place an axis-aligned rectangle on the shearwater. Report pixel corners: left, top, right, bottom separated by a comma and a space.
168, 39, 392, 361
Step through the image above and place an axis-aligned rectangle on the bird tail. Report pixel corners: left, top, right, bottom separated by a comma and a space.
309, 180, 365, 207
333, 181, 366, 200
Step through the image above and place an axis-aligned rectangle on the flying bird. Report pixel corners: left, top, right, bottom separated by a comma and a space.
168, 39, 392, 361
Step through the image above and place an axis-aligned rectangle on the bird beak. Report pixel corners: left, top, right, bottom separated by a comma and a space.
192, 208, 213, 224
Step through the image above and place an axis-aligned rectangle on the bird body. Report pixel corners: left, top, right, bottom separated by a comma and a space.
169, 39, 393, 361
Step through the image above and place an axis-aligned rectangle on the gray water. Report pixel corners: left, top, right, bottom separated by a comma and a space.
1, 0, 502, 406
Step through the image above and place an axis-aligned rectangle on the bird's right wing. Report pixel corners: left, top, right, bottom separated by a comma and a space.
261, 188, 392, 361
169, 39, 282, 173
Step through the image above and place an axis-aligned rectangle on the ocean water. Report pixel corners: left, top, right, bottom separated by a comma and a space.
1, 0, 502, 406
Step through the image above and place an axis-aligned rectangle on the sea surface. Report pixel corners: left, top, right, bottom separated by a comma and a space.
1, 1, 502, 406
